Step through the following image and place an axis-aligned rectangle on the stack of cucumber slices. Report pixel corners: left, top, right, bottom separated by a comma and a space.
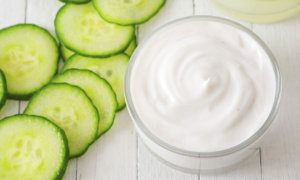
0, 0, 166, 179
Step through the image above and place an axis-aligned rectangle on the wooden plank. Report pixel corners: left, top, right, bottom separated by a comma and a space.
138, 138, 199, 180
200, 149, 261, 180
252, 15, 300, 179
26, 0, 63, 35
77, 109, 137, 180
0, 0, 26, 27
24, 1, 77, 180
136, 1, 198, 180
0, 0, 26, 118
138, 0, 194, 43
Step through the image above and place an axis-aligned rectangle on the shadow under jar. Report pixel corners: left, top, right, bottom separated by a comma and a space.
125, 16, 282, 173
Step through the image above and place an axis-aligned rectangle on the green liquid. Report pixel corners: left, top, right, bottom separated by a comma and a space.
210, 0, 300, 23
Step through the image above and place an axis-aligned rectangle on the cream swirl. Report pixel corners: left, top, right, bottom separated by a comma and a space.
130, 19, 276, 152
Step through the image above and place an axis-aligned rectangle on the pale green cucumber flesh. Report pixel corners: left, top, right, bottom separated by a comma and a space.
55, 3, 134, 57
93, 0, 166, 25
0, 24, 59, 100
0, 114, 68, 180
61, 54, 129, 111
24, 83, 98, 158
52, 69, 117, 137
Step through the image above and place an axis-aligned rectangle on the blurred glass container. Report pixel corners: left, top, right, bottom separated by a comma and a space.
209, 0, 300, 23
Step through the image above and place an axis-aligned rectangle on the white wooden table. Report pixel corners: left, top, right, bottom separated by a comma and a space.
1, 0, 300, 179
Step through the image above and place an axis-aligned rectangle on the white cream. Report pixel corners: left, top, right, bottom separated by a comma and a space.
130, 19, 276, 152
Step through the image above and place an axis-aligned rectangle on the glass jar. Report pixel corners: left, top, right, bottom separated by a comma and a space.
125, 16, 282, 173
209, 0, 300, 23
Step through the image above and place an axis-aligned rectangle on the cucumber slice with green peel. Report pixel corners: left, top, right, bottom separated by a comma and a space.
60, 44, 74, 61
59, 0, 90, 4
0, 70, 7, 110
124, 36, 137, 57
61, 54, 129, 111
0, 114, 68, 180
93, 0, 166, 25
52, 69, 117, 137
55, 3, 135, 57
0, 24, 59, 100
60, 36, 136, 61
24, 83, 99, 158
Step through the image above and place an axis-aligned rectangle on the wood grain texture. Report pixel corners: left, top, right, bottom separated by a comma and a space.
77, 109, 136, 180
0, 0, 25, 27
199, 149, 261, 180
252, 14, 300, 180
26, 0, 63, 36
138, 0, 194, 43
0, 0, 26, 118
138, 138, 198, 180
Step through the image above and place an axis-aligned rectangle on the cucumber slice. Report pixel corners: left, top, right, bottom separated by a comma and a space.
59, 0, 90, 4
0, 24, 59, 100
24, 83, 98, 158
60, 44, 74, 61
0, 114, 68, 180
0, 70, 7, 110
52, 69, 117, 137
60, 36, 136, 61
61, 54, 129, 111
93, 0, 166, 25
124, 35, 137, 57
55, 3, 134, 57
